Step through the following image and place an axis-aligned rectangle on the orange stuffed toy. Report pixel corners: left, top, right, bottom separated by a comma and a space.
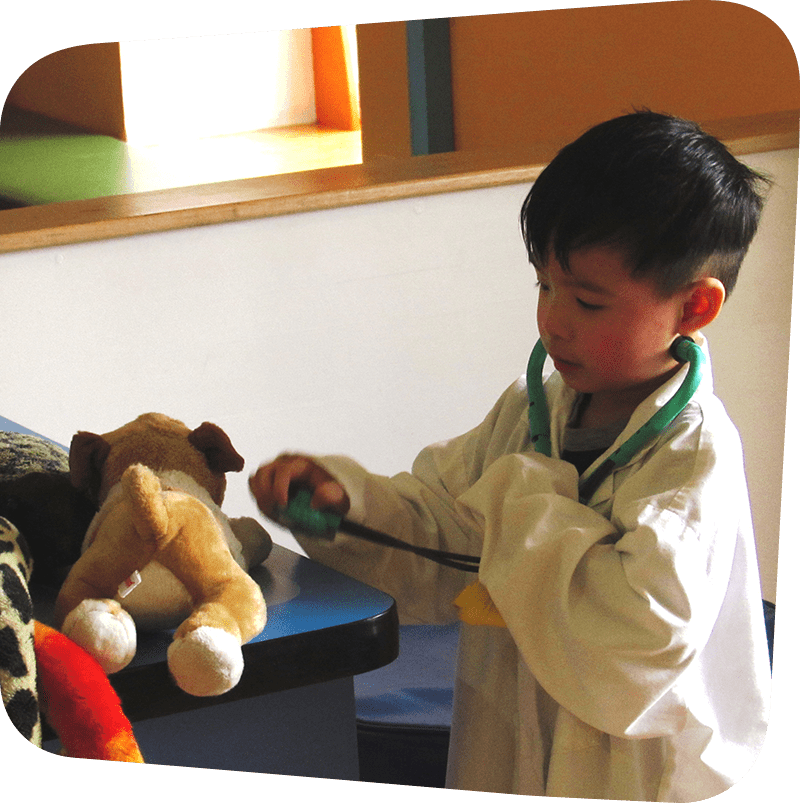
2, 516, 142, 761
34, 620, 144, 761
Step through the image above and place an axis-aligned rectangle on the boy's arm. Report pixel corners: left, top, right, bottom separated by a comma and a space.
287, 379, 530, 623
295, 446, 484, 624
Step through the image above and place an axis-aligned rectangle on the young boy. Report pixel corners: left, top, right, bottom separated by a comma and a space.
250, 112, 772, 801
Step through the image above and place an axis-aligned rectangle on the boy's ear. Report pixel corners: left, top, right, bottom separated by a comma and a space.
679, 278, 726, 334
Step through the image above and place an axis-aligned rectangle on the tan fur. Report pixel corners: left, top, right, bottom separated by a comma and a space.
55, 414, 267, 667
69, 413, 244, 508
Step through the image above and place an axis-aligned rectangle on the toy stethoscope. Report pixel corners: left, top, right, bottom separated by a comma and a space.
277, 335, 705, 572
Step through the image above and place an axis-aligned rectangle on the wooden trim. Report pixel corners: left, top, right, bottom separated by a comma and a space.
0, 110, 796, 255
700, 112, 800, 157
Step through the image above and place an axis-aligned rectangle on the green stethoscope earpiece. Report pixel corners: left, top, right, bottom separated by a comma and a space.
528, 336, 705, 503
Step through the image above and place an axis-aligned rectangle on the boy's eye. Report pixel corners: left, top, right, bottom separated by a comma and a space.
536, 277, 604, 310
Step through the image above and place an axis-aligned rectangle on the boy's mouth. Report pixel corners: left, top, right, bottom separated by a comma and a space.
552, 358, 580, 375
548, 351, 581, 371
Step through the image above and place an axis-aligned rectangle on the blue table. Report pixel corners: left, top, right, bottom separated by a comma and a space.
34, 546, 397, 777
3, 416, 399, 778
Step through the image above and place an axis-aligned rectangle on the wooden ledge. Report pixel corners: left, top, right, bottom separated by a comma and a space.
0, 110, 796, 255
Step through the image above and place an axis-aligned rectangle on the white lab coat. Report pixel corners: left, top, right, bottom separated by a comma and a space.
296, 334, 771, 801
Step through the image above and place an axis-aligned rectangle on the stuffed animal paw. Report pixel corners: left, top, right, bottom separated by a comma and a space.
61, 599, 137, 675
167, 626, 245, 697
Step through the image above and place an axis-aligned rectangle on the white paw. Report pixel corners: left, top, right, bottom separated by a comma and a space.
61, 599, 137, 674
167, 626, 244, 697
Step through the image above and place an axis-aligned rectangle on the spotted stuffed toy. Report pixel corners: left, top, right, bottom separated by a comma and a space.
0, 432, 95, 587
1, 517, 40, 744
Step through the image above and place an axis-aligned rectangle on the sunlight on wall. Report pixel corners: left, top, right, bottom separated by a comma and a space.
119, 29, 317, 145
343, 25, 360, 123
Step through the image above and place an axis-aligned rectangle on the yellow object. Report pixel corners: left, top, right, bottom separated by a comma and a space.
454, 581, 507, 628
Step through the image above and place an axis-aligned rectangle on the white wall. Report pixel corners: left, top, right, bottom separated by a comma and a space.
706, 148, 797, 606
0, 147, 795, 602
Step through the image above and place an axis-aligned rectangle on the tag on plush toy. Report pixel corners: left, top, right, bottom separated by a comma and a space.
454, 581, 507, 628
118, 571, 142, 599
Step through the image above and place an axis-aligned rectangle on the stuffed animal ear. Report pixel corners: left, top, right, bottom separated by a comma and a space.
188, 423, 245, 474
69, 432, 111, 500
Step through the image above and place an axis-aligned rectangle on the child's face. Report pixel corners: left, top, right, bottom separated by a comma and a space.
536, 244, 688, 416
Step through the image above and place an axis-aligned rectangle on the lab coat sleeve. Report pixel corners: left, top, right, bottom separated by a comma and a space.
295, 431, 498, 623
295, 381, 529, 623
457, 412, 741, 739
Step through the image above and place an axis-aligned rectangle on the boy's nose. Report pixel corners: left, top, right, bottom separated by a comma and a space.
539, 299, 573, 341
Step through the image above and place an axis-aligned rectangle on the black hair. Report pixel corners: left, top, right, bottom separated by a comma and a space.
520, 111, 770, 296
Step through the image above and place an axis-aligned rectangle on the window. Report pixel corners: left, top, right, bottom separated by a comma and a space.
117, 27, 361, 190
120, 30, 321, 145
0, 27, 362, 205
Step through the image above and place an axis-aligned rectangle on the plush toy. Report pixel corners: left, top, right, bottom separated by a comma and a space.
54, 413, 271, 697
2, 516, 143, 761
1, 514, 40, 744
0, 432, 97, 587
34, 620, 144, 761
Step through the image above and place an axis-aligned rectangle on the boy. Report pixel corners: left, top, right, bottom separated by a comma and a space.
250, 112, 772, 801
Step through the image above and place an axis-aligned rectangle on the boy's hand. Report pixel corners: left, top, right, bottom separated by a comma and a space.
249, 454, 350, 524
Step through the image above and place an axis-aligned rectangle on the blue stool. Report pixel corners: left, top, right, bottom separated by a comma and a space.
354, 622, 459, 787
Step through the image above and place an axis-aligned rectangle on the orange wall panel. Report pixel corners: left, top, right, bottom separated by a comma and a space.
357, 22, 412, 159
450, 2, 799, 152
312, 27, 360, 131
6, 43, 125, 139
